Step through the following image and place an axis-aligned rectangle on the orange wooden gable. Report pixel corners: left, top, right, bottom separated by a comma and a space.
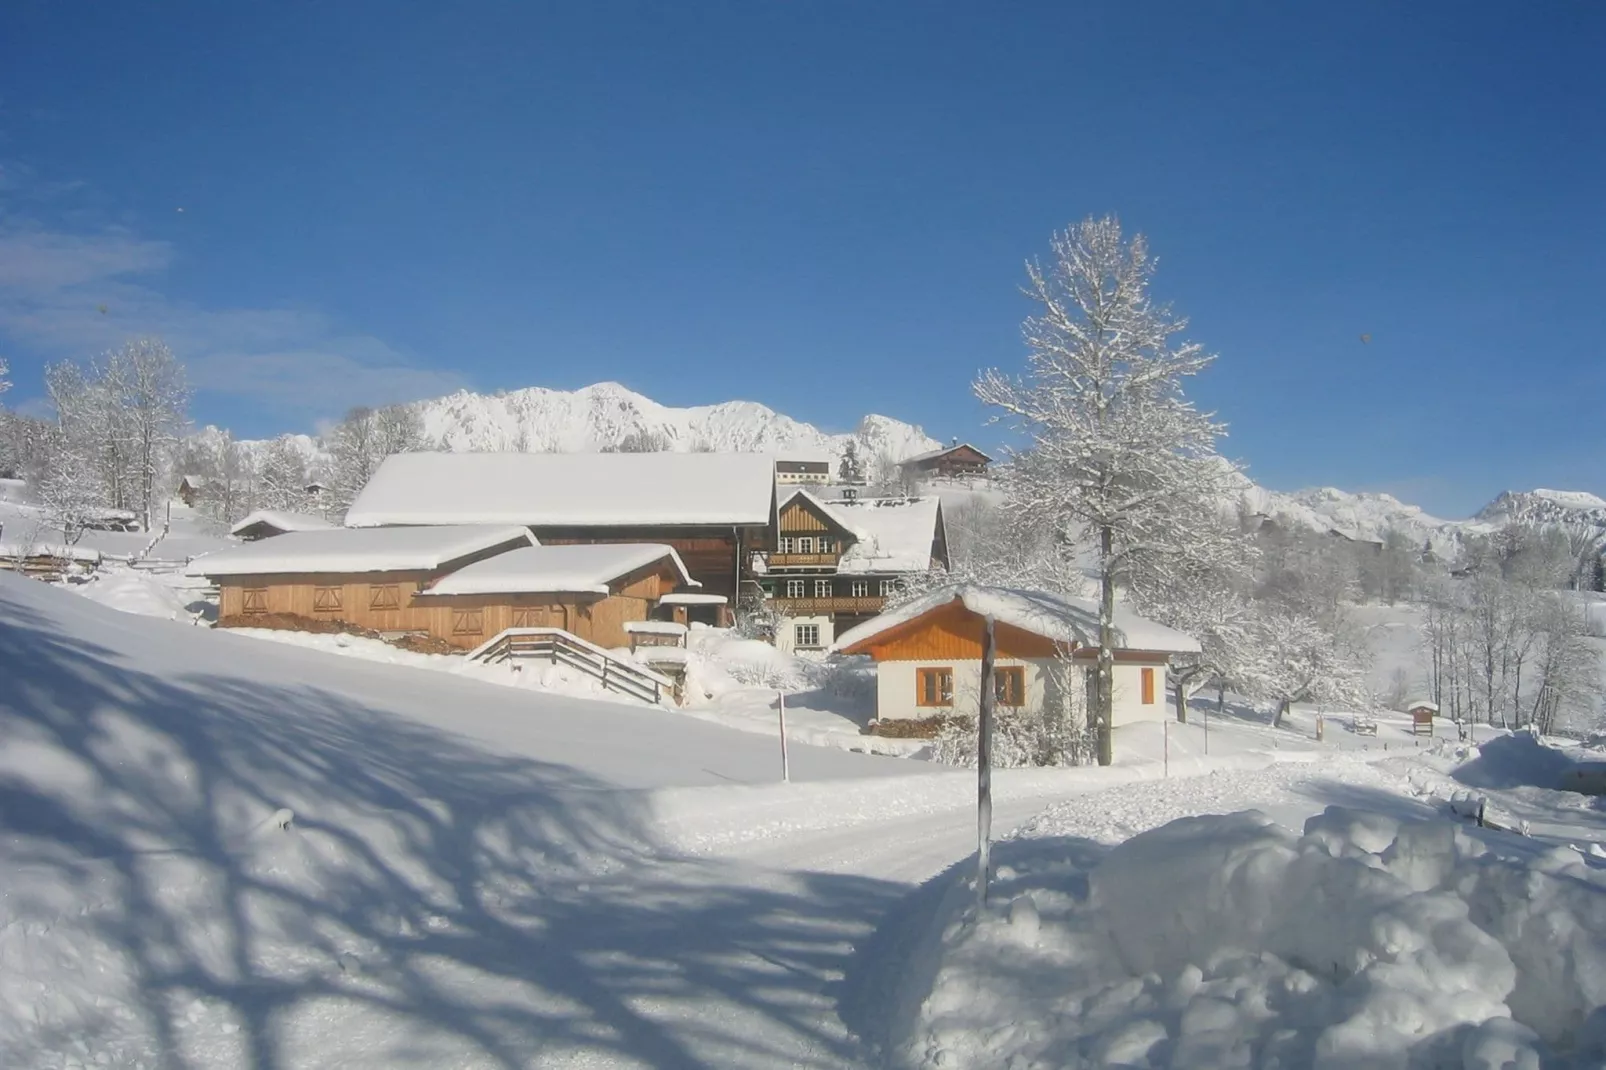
839, 598, 1066, 662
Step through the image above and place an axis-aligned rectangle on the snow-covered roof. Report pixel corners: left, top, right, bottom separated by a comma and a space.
344, 451, 777, 528
782, 489, 943, 574
186, 525, 535, 577
658, 592, 728, 605
899, 442, 993, 466
832, 583, 1201, 656
420, 543, 695, 596
624, 620, 689, 635
228, 510, 336, 538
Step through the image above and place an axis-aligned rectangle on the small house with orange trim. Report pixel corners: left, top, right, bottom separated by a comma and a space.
831, 584, 1200, 727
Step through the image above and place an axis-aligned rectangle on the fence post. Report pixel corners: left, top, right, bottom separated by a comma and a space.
777, 690, 791, 782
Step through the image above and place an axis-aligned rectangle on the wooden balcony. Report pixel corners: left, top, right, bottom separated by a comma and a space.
766, 552, 840, 569
773, 595, 887, 615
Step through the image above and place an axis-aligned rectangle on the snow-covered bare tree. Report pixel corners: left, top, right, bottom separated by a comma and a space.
109, 338, 190, 531
326, 403, 429, 515
255, 435, 313, 513
0, 355, 9, 400
974, 216, 1244, 765
37, 430, 103, 546
1242, 602, 1372, 726
1133, 560, 1260, 724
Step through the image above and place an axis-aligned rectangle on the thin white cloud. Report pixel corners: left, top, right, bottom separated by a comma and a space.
0, 222, 465, 418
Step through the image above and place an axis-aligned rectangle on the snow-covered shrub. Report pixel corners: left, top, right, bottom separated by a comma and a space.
930, 709, 1094, 768
898, 807, 1606, 1070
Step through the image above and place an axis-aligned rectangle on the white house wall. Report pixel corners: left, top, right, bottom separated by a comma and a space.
873, 656, 1169, 725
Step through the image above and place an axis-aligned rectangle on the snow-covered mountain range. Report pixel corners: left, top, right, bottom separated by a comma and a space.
209, 380, 1605, 556
418, 381, 941, 463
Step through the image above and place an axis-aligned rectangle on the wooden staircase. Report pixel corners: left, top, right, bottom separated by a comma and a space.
465, 627, 673, 705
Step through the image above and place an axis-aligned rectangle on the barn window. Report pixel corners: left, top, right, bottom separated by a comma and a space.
512, 607, 534, 628
368, 585, 400, 610
917, 667, 954, 708
794, 623, 820, 649
995, 667, 1026, 707
312, 586, 342, 612
1141, 667, 1156, 705
241, 588, 268, 615
452, 609, 484, 636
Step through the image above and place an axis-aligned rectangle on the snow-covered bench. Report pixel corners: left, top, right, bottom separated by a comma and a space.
1351, 714, 1378, 736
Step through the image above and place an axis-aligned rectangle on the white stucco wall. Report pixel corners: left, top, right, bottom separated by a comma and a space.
872, 656, 1169, 724
775, 615, 833, 654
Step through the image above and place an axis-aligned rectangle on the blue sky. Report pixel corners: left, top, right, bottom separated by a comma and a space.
0, 2, 1601, 517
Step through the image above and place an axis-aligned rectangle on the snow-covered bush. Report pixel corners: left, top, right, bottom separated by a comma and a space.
896, 807, 1606, 1070
931, 708, 1093, 768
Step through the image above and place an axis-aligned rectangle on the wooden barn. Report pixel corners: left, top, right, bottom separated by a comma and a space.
228, 509, 335, 541
414, 542, 697, 649
897, 442, 992, 481
343, 451, 778, 622
833, 584, 1199, 728
187, 524, 537, 634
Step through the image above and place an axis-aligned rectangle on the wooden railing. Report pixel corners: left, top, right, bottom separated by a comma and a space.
772, 595, 887, 615
766, 552, 840, 569
466, 627, 672, 705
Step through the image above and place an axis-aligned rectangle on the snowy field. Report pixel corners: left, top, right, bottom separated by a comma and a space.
7, 566, 1606, 1068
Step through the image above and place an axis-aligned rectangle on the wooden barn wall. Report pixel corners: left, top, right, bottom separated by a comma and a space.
218, 559, 681, 651
856, 601, 1063, 661
778, 500, 839, 534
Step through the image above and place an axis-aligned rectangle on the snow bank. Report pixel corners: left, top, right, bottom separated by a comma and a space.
887, 807, 1606, 1069
72, 569, 199, 621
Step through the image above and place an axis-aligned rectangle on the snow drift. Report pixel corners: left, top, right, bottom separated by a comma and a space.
887, 807, 1606, 1069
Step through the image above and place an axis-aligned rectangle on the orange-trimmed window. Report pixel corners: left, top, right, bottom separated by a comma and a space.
312, 586, 342, 612
917, 667, 954, 708
241, 587, 268, 614
995, 666, 1026, 707
1141, 667, 1156, 705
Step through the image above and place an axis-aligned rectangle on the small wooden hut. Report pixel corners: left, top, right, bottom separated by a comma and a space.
1406, 699, 1438, 737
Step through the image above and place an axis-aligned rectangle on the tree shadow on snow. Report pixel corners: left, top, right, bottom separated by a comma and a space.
0, 595, 906, 1069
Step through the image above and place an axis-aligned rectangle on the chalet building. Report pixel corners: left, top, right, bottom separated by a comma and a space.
760, 489, 947, 653
897, 442, 992, 481
187, 526, 697, 651
229, 510, 335, 541
775, 457, 832, 486
344, 452, 778, 625
832, 584, 1200, 727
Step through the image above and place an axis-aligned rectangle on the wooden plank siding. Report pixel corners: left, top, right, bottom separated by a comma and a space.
849, 599, 1065, 662
218, 560, 683, 651
530, 524, 769, 603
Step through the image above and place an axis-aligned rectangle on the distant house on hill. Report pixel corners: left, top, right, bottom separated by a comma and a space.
774, 457, 831, 486
761, 488, 947, 653
343, 452, 777, 623
229, 510, 336, 541
898, 442, 992, 481
176, 475, 210, 507
832, 584, 1200, 727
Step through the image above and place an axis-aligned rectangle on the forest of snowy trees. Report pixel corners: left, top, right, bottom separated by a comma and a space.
0, 338, 432, 541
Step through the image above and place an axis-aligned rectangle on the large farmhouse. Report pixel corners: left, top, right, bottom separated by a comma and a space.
898, 442, 991, 481
187, 525, 697, 650
344, 452, 776, 623
761, 488, 947, 653
833, 584, 1199, 726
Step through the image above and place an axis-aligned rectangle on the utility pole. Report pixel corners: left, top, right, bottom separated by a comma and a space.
977, 614, 996, 909
777, 690, 791, 783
